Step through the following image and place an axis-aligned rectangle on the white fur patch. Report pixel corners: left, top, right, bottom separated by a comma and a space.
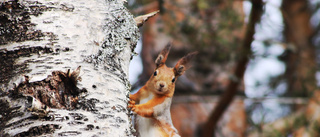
137, 94, 158, 137
136, 95, 179, 137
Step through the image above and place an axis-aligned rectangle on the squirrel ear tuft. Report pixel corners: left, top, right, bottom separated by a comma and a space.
174, 51, 198, 76
155, 43, 172, 68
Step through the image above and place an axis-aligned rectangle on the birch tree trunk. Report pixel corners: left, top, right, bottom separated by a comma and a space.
0, 0, 139, 136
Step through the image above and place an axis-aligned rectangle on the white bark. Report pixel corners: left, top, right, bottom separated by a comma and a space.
0, 0, 139, 136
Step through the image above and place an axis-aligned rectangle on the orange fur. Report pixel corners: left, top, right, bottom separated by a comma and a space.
129, 95, 166, 117
128, 44, 197, 137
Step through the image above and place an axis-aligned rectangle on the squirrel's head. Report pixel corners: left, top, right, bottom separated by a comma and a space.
146, 43, 197, 96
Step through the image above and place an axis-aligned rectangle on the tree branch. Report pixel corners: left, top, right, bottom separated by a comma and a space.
202, 0, 264, 136
134, 10, 159, 28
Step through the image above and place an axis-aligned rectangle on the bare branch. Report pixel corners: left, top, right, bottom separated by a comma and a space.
202, 0, 264, 136
134, 10, 159, 28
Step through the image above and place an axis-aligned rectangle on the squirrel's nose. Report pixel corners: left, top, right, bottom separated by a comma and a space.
159, 83, 164, 88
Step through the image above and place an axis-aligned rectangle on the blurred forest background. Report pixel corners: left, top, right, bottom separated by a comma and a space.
128, 0, 320, 136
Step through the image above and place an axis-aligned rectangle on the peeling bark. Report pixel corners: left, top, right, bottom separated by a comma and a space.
248, 1, 319, 136
0, 0, 139, 136
12, 67, 84, 110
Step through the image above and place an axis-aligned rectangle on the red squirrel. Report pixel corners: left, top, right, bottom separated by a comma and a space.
129, 44, 197, 137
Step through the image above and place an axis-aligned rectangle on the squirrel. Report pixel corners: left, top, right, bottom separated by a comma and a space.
128, 44, 197, 137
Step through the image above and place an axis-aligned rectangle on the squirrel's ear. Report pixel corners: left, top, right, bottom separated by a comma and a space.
174, 51, 198, 77
155, 43, 172, 68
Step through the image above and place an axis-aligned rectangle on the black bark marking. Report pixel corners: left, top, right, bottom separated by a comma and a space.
58, 131, 81, 136
69, 113, 85, 121
0, 99, 23, 135
85, 124, 94, 130
13, 124, 61, 137
0, 1, 56, 45
0, 46, 53, 84
76, 98, 99, 112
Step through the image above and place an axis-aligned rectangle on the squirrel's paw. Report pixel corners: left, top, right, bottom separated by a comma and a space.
128, 101, 136, 111
129, 105, 139, 112
129, 100, 135, 105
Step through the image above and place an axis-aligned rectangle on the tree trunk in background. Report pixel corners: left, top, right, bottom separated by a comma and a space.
203, 0, 263, 136
171, 96, 246, 137
248, 1, 320, 136
0, 0, 139, 136
138, 3, 159, 89
281, 0, 317, 96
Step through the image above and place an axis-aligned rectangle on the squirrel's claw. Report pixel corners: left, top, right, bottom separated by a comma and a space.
128, 100, 135, 109
128, 101, 136, 111
131, 107, 136, 111
129, 100, 135, 105
128, 104, 136, 112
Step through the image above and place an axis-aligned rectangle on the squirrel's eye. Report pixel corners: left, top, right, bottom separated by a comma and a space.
172, 77, 175, 83
154, 71, 158, 76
